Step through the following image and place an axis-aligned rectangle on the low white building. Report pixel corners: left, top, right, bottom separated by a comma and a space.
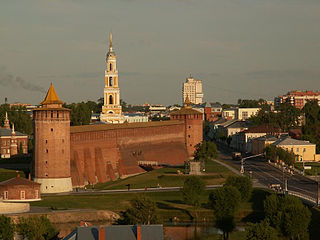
124, 113, 148, 123
222, 108, 261, 120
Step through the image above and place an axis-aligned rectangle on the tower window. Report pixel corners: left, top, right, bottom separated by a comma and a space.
110, 63, 113, 71
51, 111, 53, 118
109, 95, 114, 104
51, 128, 53, 132
109, 77, 113, 86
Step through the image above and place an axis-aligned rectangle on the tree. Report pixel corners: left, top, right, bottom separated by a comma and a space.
246, 219, 278, 240
224, 175, 253, 201
118, 195, 158, 225
194, 141, 218, 161
209, 186, 241, 240
264, 194, 311, 239
16, 216, 58, 240
181, 176, 205, 220
0, 215, 15, 240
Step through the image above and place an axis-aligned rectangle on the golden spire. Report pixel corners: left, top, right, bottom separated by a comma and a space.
109, 32, 113, 51
41, 83, 63, 105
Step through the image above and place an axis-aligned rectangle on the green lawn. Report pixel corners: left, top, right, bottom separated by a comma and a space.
0, 168, 26, 182
31, 188, 270, 224
295, 162, 320, 176
92, 160, 235, 190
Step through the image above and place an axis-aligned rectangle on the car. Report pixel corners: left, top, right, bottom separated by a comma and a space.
232, 152, 242, 160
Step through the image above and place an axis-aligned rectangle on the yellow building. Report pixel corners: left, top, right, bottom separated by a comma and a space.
100, 33, 125, 124
272, 137, 320, 162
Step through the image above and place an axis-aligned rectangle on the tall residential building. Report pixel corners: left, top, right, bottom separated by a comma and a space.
275, 90, 320, 110
182, 76, 203, 105
100, 33, 125, 124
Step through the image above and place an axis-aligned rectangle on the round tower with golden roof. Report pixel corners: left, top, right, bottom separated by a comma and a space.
33, 84, 72, 193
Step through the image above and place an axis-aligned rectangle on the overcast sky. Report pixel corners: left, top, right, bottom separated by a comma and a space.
1, 0, 320, 106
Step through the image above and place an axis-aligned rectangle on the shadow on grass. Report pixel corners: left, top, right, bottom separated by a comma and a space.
156, 202, 194, 221
242, 188, 272, 223
166, 199, 185, 204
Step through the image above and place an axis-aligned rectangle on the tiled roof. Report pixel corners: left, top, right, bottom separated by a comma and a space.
244, 125, 283, 134
272, 137, 315, 146
226, 121, 250, 129
41, 83, 63, 105
64, 225, 164, 240
0, 176, 40, 186
0, 128, 27, 137
70, 120, 183, 133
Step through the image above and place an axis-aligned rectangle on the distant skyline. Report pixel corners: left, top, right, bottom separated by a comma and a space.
1, 0, 320, 105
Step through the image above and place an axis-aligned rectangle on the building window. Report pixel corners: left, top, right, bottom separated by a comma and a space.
297, 148, 299, 152
51, 111, 53, 118
45, 140, 48, 144
62, 149, 64, 154
109, 77, 113, 86
20, 191, 25, 200
3, 141, 6, 146
51, 128, 53, 132
46, 149, 48, 153
109, 95, 113, 104
4, 191, 8, 200
110, 63, 113, 71
7, 149, 10, 154
62, 139, 64, 143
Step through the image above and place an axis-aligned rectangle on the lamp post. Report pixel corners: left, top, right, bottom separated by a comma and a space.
302, 148, 306, 175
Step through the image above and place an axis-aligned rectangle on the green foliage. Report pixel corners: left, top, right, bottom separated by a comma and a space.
16, 216, 58, 240
238, 99, 268, 109
194, 141, 219, 161
245, 219, 278, 240
250, 103, 301, 131
181, 176, 205, 208
0, 215, 15, 240
264, 145, 296, 166
209, 186, 241, 240
64, 102, 91, 126
0, 104, 32, 134
224, 176, 253, 201
118, 195, 158, 225
263, 194, 311, 239
302, 100, 320, 153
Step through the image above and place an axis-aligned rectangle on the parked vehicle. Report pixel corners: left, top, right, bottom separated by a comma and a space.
232, 152, 242, 160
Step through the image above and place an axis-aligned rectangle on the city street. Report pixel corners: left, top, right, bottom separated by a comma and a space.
218, 145, 319, 200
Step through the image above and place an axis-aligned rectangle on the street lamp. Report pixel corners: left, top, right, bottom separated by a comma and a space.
240, 158, 244, 174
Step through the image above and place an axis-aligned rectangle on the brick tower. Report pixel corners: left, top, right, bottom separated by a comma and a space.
33, 84, 72, 193
170, 97, 203, 157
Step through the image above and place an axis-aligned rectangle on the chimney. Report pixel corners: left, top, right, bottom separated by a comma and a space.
136, 226, 141, 240
98, 226, 105, 240
16, 171, 20, 178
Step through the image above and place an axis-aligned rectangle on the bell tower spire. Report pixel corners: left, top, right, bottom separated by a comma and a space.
100, 33, 124, 124
109, 32, 113, 52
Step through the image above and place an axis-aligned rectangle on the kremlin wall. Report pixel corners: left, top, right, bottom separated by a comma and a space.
32, 34, 203, 193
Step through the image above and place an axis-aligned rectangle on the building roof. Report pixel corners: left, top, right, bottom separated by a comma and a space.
41, 83, 63, 105
225, 121, 250, 129
64, 225, 164, 240
0, 176, 41, 186
254, 135, 280, 142
272, 137, 315, 146
0, 128, 26, 137
244, 125, 283, 134
70, 120, 183, 133
170, 107, 202, 116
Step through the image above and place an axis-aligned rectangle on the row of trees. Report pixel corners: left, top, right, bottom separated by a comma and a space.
0, 215, 58, 240
265, 145, 296, 166
0, 104, 33, 135
250, 102, 301, 131
246, 194, 311, 240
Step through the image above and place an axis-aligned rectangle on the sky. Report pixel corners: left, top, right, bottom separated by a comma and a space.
1, 0, 320, 106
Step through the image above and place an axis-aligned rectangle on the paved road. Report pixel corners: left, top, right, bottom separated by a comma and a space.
218, 144, 319, 200
42, 185, 222, 197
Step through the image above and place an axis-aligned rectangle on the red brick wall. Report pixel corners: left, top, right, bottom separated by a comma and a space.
70, 122, 189, 187
0, 185, 40, 200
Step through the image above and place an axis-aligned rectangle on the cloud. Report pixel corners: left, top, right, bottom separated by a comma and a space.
0, 66, 45, 93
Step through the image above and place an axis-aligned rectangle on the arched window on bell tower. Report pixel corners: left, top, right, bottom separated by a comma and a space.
109, 77, 113, 86
109, 95, 113, 105
110, 63, 113, 71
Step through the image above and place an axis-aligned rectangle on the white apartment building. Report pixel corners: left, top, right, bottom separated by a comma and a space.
182, 76, 203, 105
222, 108, 261, 120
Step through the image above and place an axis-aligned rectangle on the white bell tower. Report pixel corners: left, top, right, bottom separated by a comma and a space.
100, 33, 125, 124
